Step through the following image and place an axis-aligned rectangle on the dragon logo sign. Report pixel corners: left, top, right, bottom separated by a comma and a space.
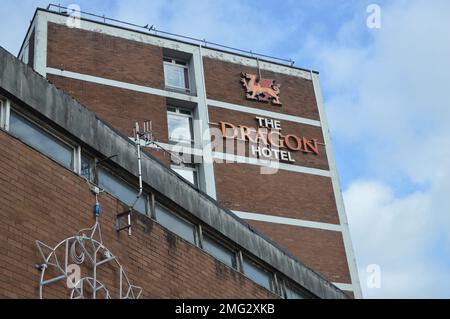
240, 72, 282, 106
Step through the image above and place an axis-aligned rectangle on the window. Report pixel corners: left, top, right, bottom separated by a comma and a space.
202, 234, 237, 269
0, 100, 6, 129
155, 204, 196, 244
80, 153, 94, 182
285, 285, 305, 299
22, 44, 29, 65
171, 163, 198, 187
167, 106, 194, 145
164, 58, 190, 92
9, 110, 74, 169
242, 256, 273, 292
97, 168, 147, 214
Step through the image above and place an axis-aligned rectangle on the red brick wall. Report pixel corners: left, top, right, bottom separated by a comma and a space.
47, 23, 164, 88
203, 57, 319, 120
247, 220, 351, 284
213, 161, 351, 284
214, 162, 340, 225
145, 148, 172, 167
0, 129, 276, 299
47, 75, 169, 145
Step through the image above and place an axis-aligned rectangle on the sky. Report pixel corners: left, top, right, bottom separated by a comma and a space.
1, 0, 449, 298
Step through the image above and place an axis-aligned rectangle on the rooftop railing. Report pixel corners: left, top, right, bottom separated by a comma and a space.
46, 3, 296, 67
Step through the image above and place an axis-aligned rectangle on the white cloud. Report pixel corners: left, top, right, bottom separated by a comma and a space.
112, 0, 297, 54
345, 179, 450, 298
303, 0, 450, 298
0, 0, 49, 54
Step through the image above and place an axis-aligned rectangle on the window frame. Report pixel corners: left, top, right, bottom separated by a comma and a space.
241, 254, 276, 293
154, 201, 199, 246
166, 106, 195, 146
282, 281, 308, 299
200, 230, 239, 269
0, 99, 5, 129
163, 57, 191, 93
0, 98, 10, 131
78, 150, 96, 183
7, 106, 77, 171
170, 162, 199, 187
21, 43, 29, 65
96, 166, 150, 215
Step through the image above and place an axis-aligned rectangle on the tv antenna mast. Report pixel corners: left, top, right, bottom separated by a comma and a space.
116, 121, 185, 235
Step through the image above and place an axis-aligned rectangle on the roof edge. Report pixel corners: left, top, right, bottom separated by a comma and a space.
34, 7, 320, 75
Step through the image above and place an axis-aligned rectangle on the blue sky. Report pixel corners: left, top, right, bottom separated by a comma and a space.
1, 0, 449, 298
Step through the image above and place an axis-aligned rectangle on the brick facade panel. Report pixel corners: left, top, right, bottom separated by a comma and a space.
0, 130, 275, 299
208, 106, 329, 170
214, 162, 340, 224
47, 75, 169, 143
47, 22, 164, 88
203, 57, 320, 120
247, 220, 351, 284
145, 148, 171, 167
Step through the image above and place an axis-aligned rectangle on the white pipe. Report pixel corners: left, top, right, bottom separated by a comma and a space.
129, 122, 144, 236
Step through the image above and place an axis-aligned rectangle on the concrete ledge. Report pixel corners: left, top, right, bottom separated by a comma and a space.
0, 46, 348, 299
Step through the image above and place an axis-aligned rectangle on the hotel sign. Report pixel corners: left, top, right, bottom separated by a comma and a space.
220, 117, 320, 163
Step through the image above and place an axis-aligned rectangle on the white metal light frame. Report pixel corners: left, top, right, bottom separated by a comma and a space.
35, 219, 143, 299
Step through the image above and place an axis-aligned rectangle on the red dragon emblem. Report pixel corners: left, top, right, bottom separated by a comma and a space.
240, 72, 282, 106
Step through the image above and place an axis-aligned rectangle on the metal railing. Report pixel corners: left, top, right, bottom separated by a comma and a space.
46, 3, 296, 67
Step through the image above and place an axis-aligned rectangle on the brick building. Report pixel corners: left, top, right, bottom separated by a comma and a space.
0, 5, 360, 298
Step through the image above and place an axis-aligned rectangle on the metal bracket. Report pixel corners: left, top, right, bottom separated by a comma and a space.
116, 209, 132, 235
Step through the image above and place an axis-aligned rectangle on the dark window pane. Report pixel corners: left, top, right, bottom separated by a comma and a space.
203, 235, 235, 268
242, 257, 272, 291
98, 168, 147, 214
286, 286, 304, 299
184, 68, 190, 90
9, 110, 73, 169
179, 109, 192, 116
155, 204, 195, 244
